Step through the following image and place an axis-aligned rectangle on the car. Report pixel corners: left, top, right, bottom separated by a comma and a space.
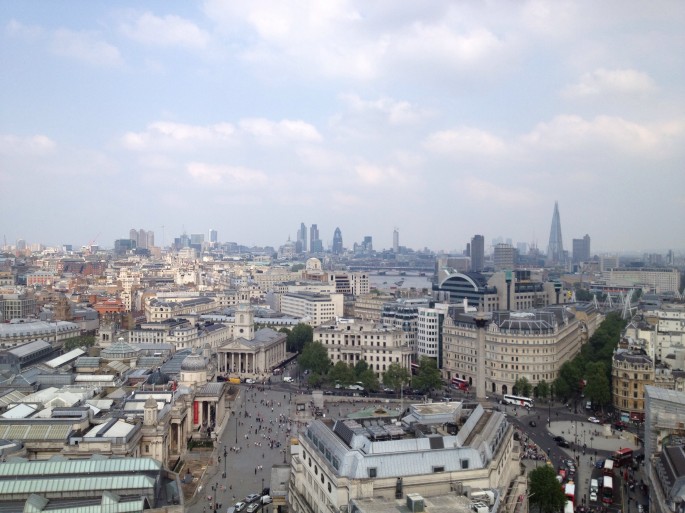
557, 440, 570, 448
244, 494, 261, 504
638, 505, 644, 513
261, 495, 273, 504
553, 436, 566, 443
383, 387, 394, 393
588, 416, 601, 424
614, 421, 627, 431
234, 502, 247, 512
529, 420, 537, 427
245, 378, 255, 384
590, 492, 597, 502
283, 376, 294, 383
346, 384, 364, 391
247, 503, 261, 513
595, 459, 605, 469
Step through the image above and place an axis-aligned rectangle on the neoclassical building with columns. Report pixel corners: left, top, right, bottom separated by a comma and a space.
216, 304, 288, 376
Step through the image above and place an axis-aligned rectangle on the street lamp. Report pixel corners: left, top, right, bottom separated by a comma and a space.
223, 446, 227, 479
235, 414, 238, 444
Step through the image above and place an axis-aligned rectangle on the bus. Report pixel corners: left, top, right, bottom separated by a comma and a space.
601, 476, 613, 504
603, 459, 615, 475
451, 377, 469, 391
612, 448, 634, 467
564, 482, 575, 505
564, 501, 574, 513
411, 362, 419, 375
502, 394, 534, 408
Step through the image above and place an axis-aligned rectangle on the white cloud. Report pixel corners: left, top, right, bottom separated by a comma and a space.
121, 12, 210, 48
0, 134, 56, 154
562, 68, 657, 98
522, 115, 683, 154
187, 162, 268, 187
122, 122, 235, 150
460, 177, 533, 206
354, 163, 410, 186
340, 94, 430, 125
5, 19, 43, 40
50, 29, 122, 67
423, 127, 507, 156
238, 118, 322, 143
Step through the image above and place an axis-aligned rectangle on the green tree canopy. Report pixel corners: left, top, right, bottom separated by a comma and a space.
287, 323, 313, 353
584, 361, 611, 409
383, 363, 411, 392
536, 380, 550, 400
298, 341, 331, 376
353, 360, 370, 378
514, 377, 532, 397
528, 465, 567, 513
357, 368, 379, 391
63, 335, 96, 352
412, 357, 442, 393
328, 361, 355, 386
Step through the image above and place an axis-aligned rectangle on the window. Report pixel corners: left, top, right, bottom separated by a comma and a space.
433, 466, 445, 473
461, 459, 469, 469
368, 468, 377, 478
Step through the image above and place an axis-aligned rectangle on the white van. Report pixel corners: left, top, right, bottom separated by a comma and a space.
283, 376, 293, 383
590, 479, 599, 493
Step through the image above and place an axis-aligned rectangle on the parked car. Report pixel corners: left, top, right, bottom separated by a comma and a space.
553, 436, 566, 443
590, 492, 597, 502
234, 502, 247, 512
244, 494, 261, 504
529, 420, 537, 427
261, 495, 273, 504
346, 384, 364, 391
283, 376, 294, 383
588, 416, 601, 424
247, 503, 261, 513
595, 459, 605, 469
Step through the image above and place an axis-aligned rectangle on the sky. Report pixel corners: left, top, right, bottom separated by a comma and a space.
1, 1, 684, 254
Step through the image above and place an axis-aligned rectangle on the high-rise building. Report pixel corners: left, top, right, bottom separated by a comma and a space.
470, 234, 485, 272
572, 234, 591, 263
393, 229, 399, 253
310, 224, 323, 253
362, 236, 372, 252
298, 223, 308, 252
332, 227, 343, 255
493, 243, 515, 271
146, 231, 154, 248
209, 229, 218, 243
547, 201, 565, 265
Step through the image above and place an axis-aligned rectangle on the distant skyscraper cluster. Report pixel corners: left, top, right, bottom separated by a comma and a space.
129, 228, 154, 249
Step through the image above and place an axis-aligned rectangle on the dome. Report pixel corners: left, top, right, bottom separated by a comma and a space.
305, 257, 322, 271
147, 369, 171, 386
181, 353, 206, 372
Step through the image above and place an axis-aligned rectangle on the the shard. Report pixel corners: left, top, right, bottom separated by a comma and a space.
547, 201, 565, 265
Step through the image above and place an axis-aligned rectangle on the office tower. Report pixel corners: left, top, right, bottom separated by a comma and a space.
129, 229, 138, 246
572, 234, 591, 263
547, 201, 565, 265
393, 229, 399, 253
298, 223, 308, 252
146, 231, 154, 248
138, 229, 148, 249
361, 236, 373, 252
190, 233, 204, 245
470, 235, 485, 272
332, 227, 343, 254
209, 229, 218, 244
310, 224, 323, 253
493, 243, 515, 271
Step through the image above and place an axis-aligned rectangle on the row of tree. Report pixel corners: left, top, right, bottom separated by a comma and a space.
511, 312, 625, 408
297, 339, 444, 393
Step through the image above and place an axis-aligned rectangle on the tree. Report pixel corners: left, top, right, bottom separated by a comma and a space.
298, 341, 331, 376
328, 361, 355, 386
63, 335, 96, 351
353, 360, 370, 379
584, 362, 611, 409
536, 380, 550, 400
514, 377, 532, 397
291, 263, 305, 272
287, 323, 313, 353
412, 357, 442, 393
383, 363, 411, 392
528, 465, 567, 513
357, 368, 380, 392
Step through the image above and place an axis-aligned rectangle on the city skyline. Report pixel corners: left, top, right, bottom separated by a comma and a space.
1, 2, 684, 253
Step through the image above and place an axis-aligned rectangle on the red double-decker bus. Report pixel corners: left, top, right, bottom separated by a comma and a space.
451, 376, 469, 391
